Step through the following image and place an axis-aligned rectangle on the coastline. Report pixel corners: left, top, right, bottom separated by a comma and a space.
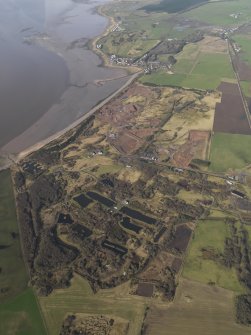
0, 0, 142, 171
0, 0, 126, 163
0, 70, 142, 170
91, 3, 141, 74
91, 4, 117, 68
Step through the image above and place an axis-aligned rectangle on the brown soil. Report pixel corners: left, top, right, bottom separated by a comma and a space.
171, 257, 182, 273
171, 130, 210, 168
97, 83, 163, 155
143, 278, 251, 335
98, 101, 140, 126
235, 198, 251, 211
172, 147, 194, 168
138, 251, 175, 282
167, 224, 192, 254
130, 128, 157, 139
200, 36, 228, 54
111, 131, 143, 154
136, 282, 154, 297
213, 82, 251, 135
124, 84, 154, 98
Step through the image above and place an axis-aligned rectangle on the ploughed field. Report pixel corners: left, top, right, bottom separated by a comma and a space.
213, 82, 251, 135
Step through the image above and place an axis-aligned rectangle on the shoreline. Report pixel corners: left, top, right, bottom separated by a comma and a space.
0, 70, 142, 171
0, 0, 142, 171
91, 4, 141, 74
0, 0, 128, 163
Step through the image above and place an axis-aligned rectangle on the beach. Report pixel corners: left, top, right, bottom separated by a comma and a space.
0, 0, 130, 166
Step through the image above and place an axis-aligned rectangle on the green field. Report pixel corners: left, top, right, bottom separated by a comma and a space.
39, 275, 146, 335
103, 2, 196, 41
0, 288, 47, 335
173, 58, 195, 73
209, 133, 251, 172
183, 219, 244, 293
0, 170, 46, 335
99, 0, 201, 58
233, 34, 251, 66
192, 53, 234, 78
241, 80, 251, 98
140, 52, 235, 89
208, 208, 235, 220
100, 31, 160, 58
140, 71, 186, 87
0, 170, 27, 301
142, 0, 208, 14
183, 0, 251, 27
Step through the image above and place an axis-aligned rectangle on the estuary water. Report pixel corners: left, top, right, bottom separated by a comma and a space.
0, 0, 127, 155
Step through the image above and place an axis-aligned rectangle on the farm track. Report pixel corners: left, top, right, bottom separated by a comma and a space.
188, 51, 201, 75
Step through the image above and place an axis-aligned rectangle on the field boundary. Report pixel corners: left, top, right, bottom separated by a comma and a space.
228, 40, 251, 129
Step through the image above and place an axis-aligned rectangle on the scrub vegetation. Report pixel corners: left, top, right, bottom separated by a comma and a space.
5, 0, 251, 333
0, 170, 46, 335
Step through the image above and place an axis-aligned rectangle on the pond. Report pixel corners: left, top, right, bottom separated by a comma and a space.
121, 217, 142, 234
102, 240, 127, 256
120, 207, 156, 225
70, 223, 92, 239
57, 213, 74, 225
73, 194, 93, 208
87, 191, 115, 208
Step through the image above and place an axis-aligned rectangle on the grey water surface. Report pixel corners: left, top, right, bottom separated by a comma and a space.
0, 0, 127, 153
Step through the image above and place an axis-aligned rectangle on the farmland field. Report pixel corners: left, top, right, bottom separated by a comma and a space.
0, 170, 46, 334
232, 34, 251, 66
0, 288, 47, 335
183, 0, 251, 27
192, 53, 234, 78
144, 278, 251, 335
241, 80, 251, 98
99, 0, 210, 59
141, 52, 235, 90
0, 170, 27, 301
142, 0, 208, 14
182, 219, 244, 292
39, 274, 146, 335
100, 32, 160, 58
139, 71, 186, 87
213, 82, 251, 135
209, 133, 251, 172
